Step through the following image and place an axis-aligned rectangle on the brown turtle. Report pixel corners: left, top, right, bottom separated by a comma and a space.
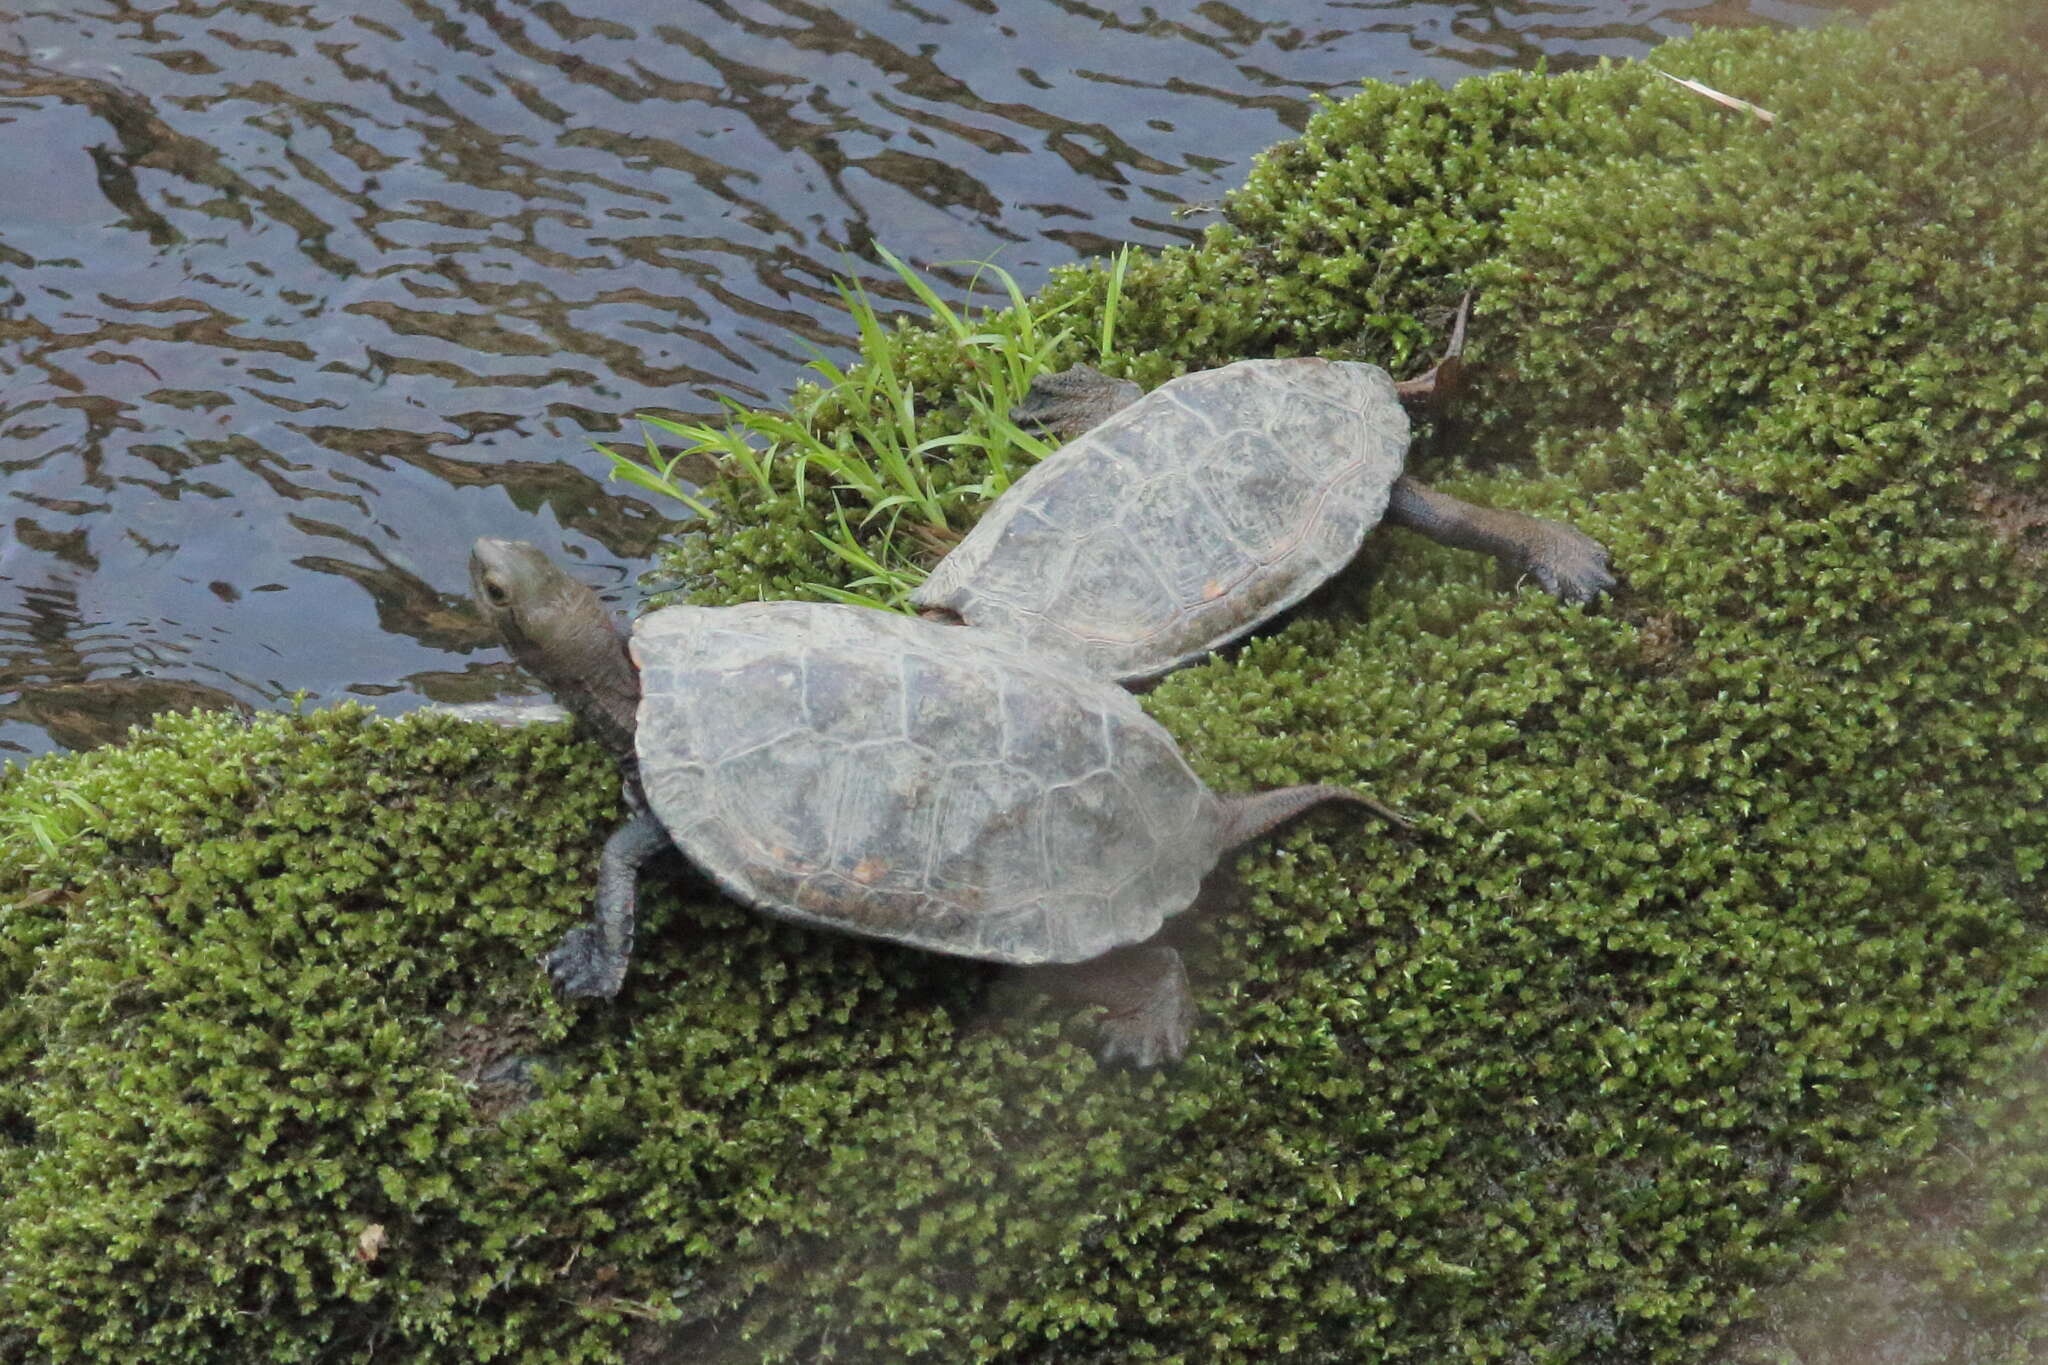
914, 315, 1613, 683
470, 537, 1404, 1066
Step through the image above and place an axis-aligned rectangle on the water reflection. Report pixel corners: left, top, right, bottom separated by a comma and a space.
0, 0, 1833, 755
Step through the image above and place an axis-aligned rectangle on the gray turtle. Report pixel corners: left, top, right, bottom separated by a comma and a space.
912, 344, 1614, 684
470, 538, 1403, 1066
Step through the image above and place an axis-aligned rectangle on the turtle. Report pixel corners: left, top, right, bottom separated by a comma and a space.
469, 537, 1405, 1066
911, 316, 1615, 685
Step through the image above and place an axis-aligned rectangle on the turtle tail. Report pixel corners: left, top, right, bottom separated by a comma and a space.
1216, 784, 1410, 849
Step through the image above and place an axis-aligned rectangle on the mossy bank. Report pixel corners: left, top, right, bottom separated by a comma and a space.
5, 1, 2048, 1359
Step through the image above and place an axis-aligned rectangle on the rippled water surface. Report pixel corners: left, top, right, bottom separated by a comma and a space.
1, 0, 1835, 754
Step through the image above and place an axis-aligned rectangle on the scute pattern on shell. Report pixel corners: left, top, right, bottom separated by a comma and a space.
912, 358, 1409, 681
630, 602, 1225, 964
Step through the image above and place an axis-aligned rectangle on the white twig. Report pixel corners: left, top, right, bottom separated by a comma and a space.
1652, 67, 1777, 126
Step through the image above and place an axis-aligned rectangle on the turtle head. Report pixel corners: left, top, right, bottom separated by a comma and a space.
470, 537, 640, 765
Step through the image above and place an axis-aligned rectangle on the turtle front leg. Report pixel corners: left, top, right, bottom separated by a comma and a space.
1022, 944, 1196, 1068
1010, 364, 1144, 440
545, 804, 670, 998
1386, 475, 1616, 604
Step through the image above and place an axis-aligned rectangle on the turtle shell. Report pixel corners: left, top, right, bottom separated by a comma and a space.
912, 358, 1409, 682
629, 602, 1227, 964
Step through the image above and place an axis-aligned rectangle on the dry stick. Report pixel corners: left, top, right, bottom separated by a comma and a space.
1651, 68, 1777, 126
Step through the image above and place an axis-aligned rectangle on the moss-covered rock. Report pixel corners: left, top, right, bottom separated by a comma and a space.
6, 1, 2048, 1359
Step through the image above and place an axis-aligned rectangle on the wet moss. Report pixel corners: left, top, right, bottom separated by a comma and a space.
6, 0, 2048, 1359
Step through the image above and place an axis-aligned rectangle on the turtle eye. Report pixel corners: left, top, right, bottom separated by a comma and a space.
483, 580, 510, 606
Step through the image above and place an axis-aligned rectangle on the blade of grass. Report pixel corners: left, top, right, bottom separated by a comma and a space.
1099, 244, 1133, 362
876, 243, 969, 341
639, 411, 783, 497
1, 786, 101, 860
592, 434, 720, 522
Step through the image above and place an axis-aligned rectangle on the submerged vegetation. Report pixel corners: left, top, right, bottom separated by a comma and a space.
4, 0, 2048, 1359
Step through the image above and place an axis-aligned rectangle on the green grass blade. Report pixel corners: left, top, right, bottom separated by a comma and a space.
1099, 244, 1133, 363
876, 243, 968, 340
591, 435, 719, 522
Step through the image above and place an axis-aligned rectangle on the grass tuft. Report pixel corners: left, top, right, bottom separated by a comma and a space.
598, 246, 1117, 609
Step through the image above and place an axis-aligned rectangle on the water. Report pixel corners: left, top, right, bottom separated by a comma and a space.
0, 0, 1836, 755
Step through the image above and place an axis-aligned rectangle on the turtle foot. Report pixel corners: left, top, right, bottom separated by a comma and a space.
544, 925, 628, 998
1522, 519, 1617, 604
1093, 949, 1195, 1069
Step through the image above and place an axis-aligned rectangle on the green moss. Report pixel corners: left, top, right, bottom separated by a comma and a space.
7, 0, 2048, 1359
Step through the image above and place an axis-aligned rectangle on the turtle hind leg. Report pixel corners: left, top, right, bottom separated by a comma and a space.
1021, 945, 1195, 1068
1385, 475, 1617, 604
1010, 365, 1144, 439
545, 805, 670, 998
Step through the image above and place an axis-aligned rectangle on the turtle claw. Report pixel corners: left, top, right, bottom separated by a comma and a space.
544, 925, 628, 998
1093, 952, 1195, 1068
1524, 521, 1617, 604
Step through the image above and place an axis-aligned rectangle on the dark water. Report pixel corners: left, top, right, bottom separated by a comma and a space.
0, 0, 1834, 756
